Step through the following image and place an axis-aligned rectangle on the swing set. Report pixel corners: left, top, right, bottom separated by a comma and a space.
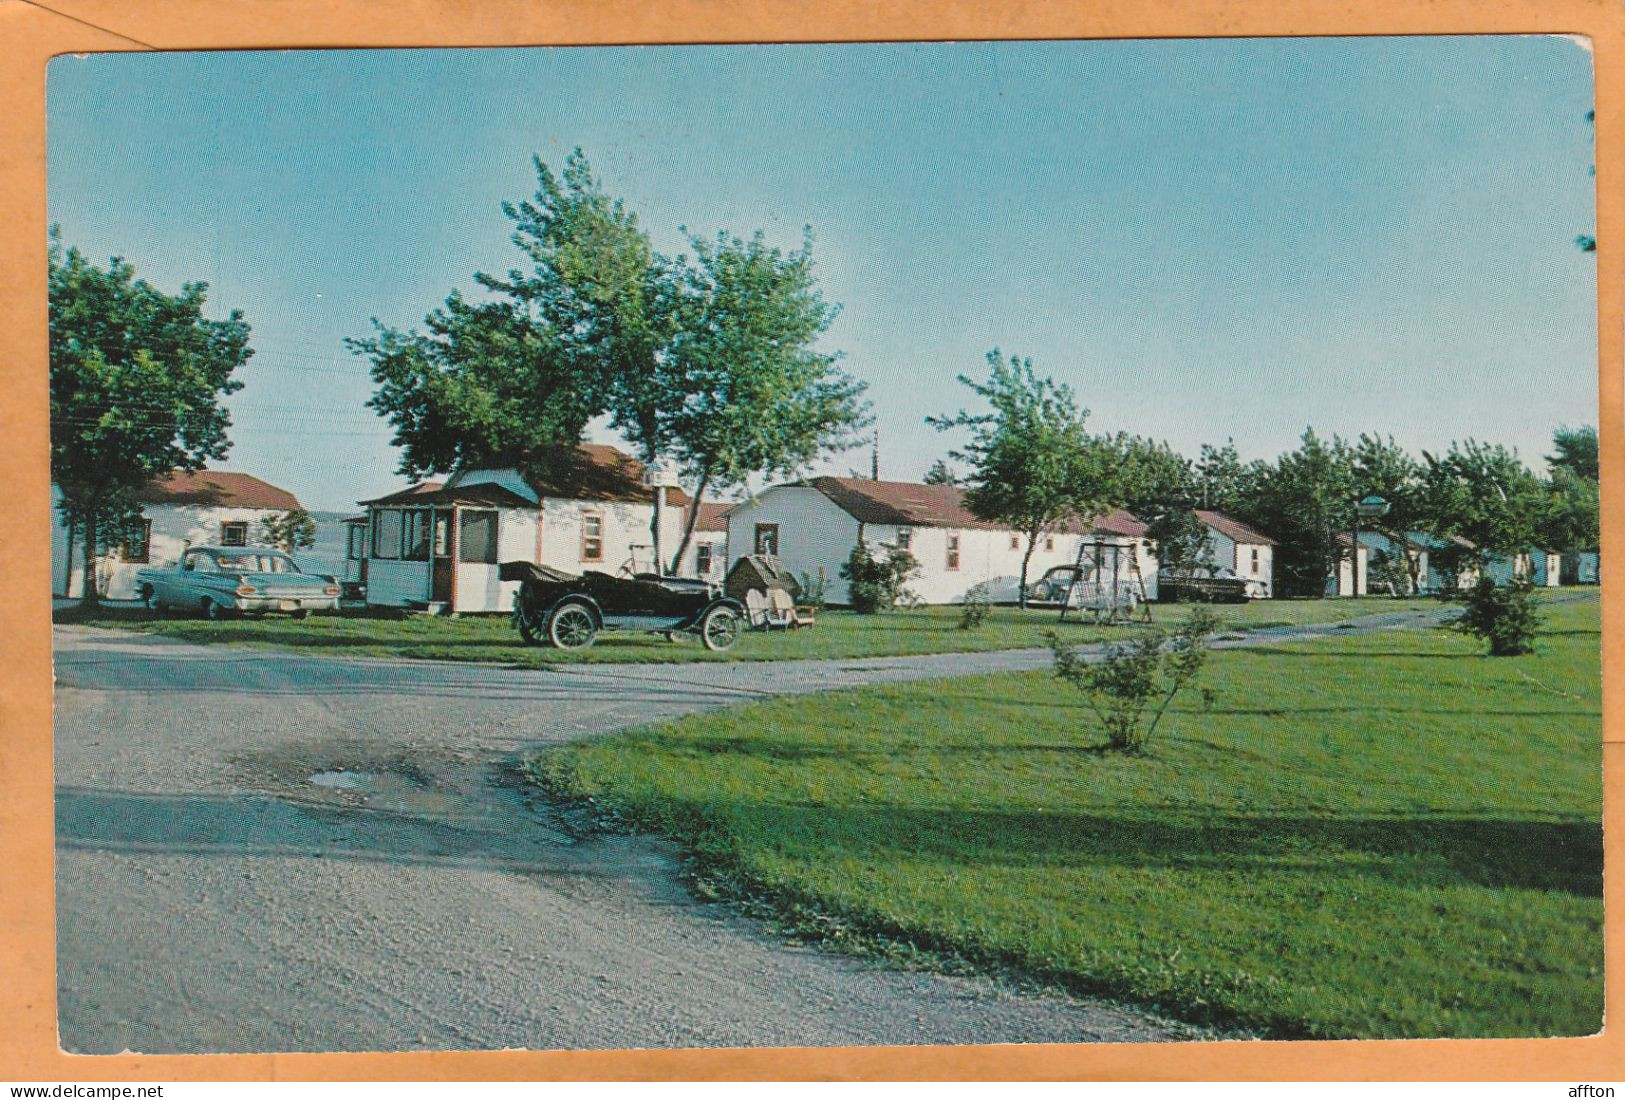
1056, 539, 1153, 625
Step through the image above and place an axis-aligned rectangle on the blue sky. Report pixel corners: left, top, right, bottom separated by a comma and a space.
47, 37, 1597, 512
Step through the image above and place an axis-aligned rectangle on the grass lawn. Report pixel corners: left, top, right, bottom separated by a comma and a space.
55, 595, 1443, 666
532, 594, 1602, 1038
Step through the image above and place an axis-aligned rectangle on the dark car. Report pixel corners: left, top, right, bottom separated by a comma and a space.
501, 561, 745, 651
1158, 567, 1255, 604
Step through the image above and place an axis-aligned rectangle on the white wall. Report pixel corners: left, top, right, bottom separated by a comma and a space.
675, 532, 727, 583
722, 487, 1156, 606
51, 488, 283, 600
724, 488, 863, 603
1194, 527, 1273, 597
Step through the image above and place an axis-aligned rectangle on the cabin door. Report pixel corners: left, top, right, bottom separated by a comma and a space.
431, 508, 455, 605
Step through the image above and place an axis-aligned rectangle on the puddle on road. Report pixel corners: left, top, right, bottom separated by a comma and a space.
307, 769, 481, 819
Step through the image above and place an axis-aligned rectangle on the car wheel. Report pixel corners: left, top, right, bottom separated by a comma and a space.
141, 586, 163, 614
290, 609, 310, 620
699, 605, 741, 652
517, 610, 548, 646
204, 599, 232, 622
548, 602, 598, 650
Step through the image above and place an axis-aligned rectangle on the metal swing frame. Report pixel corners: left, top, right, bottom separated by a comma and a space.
1057, 539, 1153, 625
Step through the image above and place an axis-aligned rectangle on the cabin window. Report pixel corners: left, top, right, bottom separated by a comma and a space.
402, 509, 431, 561
432, 513, 451, 557
896, 527, 912, 551
1044, 535, 1055, 552
347, 524, 367, 560
459, 510, 498, 563
1250, 547, 1260, 575
372, 510, 402, 559
122, 519, 152, 563
696, 542, 713, 577
754, 523, 779, 557
581, 512, 604, 562
946, 532, 961, 571
1009, 534, 1020, 550
220, 521, 248, 547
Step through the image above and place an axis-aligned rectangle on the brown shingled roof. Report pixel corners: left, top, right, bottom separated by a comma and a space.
1195, 510, 1276, 547
807, 477, 1145, 538
691, 501, 731, 532
358, 445, 695, 509
138, 470, 300, 511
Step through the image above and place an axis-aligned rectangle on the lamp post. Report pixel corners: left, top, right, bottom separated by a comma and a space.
1351, 494, 1391, 598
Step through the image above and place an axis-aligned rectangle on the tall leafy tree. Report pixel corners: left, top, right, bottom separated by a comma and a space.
1194, 440, 1256, 515
1547, 424, 1599, 481
929, 351, 1109, 606
1420, 439, 1546, 568
922, 459, 958, 485
1348, 433, 1428, 594
1242, 430, 1357, 597
661, 230, 869, 572
486, 150, 677, 466
355, 150, 866, 574
1540, 467, 1600, 557
350, 292, 591, 479
49, 234, 251, 606
1111, 435, 1211, 577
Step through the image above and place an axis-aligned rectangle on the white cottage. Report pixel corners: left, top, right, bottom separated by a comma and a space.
673, 501, 731, 584
722, 476, 1157, 606
1193, 510, 1275, 597
359, 444, 697, 614
52, 469, 302, 600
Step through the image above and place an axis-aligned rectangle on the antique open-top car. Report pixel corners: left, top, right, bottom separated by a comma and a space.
138, 546, 342, 620
500, 561, 746, 651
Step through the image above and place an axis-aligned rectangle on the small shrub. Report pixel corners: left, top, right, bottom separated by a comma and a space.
958, 581, 994, 630
1047, 607, 1219, 754
1450, 577, 1540, 656
796, 569, 829, 612
840, 542, 920, 613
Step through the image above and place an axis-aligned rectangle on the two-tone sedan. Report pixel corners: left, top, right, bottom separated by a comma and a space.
137, 546, 342, 620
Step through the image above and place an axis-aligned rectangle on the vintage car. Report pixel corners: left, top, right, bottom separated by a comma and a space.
501, 560, 746, 651
1024, 564, 1143, 611
1158, 566, 1262, 603
137, 546, 342, 620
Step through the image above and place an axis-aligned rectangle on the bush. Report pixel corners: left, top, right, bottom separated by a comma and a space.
958, 581, 993, 630
1450, 577, 1540, 656
839, 542, 920, 613
1047, 608, 1218, 754
796, 569, 829, 612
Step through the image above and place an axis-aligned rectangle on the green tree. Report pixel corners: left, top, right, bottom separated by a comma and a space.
1194, 440, 1256, 514
1547, 424, 1599, 481
350, 293, 590, 479
660, 230, 868, 572
354, 150, 865, 574
49, 234, 250, 606
1242, 429, 1357, 597
929, 351, 1109, 607
1110, 435, 1212, 577
260, 507, 317, 553
922, 458, 958, 485
1420, 440, 1545, 568
1348, 433, 1428, 594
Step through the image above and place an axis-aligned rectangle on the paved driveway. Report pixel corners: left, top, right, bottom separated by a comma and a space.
53, 606, 1455, 1053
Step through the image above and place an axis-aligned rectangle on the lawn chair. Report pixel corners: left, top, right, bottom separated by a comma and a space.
769, 587, 817, 629
745, 588, 794, 631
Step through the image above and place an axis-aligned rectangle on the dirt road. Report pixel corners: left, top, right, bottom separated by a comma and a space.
54, 607, 1452, 1053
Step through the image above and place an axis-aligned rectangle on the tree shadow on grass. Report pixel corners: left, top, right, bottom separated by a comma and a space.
689, 799, 1601, 898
